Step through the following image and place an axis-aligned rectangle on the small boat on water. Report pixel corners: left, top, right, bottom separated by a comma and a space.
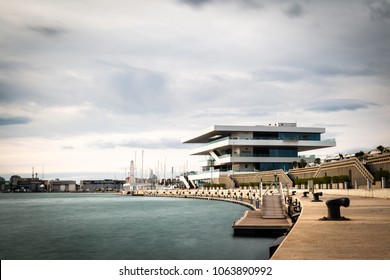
122, 182, 137, 195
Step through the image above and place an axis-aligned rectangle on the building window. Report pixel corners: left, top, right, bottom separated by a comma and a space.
278, 132, 320, 141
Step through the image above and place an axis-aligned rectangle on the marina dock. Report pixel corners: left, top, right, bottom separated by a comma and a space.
233, 194, 292, 237
232, 208, 292, 237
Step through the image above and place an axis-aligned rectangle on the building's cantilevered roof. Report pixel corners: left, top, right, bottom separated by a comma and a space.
182, 124, 326, 144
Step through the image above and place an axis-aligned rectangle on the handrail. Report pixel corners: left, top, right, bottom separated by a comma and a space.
279, 182, 286, 213
260, 182, 263, 206
313, 158, 374, 184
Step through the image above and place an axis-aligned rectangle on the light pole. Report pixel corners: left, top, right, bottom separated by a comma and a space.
273, 172, 277, 189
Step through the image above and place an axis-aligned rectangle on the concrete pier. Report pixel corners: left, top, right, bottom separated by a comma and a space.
271, 192, 390, 259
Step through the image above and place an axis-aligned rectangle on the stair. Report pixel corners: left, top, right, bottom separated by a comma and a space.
183, 176, 196, 189
230, 175, 240, 188
313, 158, 374, 184
262, 195, 286, 219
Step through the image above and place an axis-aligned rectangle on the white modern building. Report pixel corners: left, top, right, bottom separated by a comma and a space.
182, 122, 336, 174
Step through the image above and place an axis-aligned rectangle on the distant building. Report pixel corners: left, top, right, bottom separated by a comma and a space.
49, 179, 77, 192
80, 179, 125, 192
0, 177, 7, 192
12, 177, 46, 192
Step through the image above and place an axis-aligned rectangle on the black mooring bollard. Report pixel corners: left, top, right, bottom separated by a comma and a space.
322, 197, 350, 220
291, 213, 300, 223
303, 191, 309, 197
312, 192, 323, 202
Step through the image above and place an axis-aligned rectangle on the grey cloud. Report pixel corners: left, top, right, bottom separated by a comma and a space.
311, 123, 348, 128
0, 76, 75, 106
121, 138, 183, 149
305, 99, 379, 112
180, 0, 213, 7
254, 68, 304, 82
62, 146, 75, 150
283, 2, 305, 18
0, 116, 32, 126
310, 64, 375, 77
27, 25, 68, 37
0, 79, 33, 104
106, 65, 172, 115
92, 138, 183, 150
368, 0, 390, 20
0, 60, 29, 72
233, 0, 264, 9
253, 64, 374, 84
179, 0, 263, 9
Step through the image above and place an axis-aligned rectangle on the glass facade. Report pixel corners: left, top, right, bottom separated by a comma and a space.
278, 132, 320, 141
253, 132, 320, 141
254, 147, 298, 157
270, 147, 297, 157
255, 162, 293, 172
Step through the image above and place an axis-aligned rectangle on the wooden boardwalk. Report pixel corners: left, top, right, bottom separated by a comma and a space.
233, 195, 291, 237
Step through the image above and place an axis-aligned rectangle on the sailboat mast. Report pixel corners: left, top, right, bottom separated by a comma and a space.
141, 149, 144, 182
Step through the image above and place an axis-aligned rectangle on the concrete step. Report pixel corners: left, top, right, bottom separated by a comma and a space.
262, 195, 285, 219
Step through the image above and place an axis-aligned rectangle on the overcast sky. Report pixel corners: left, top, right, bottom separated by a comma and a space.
1, 0, 389, 181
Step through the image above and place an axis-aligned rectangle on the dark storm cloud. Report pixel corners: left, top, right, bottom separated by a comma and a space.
305, 99, 379, 112
0, 116, 31, 126
179, 0, 263, 9
27, 25, 68, 37
368, 0, 390, 20
180, 0, 213, 7
283, 2, 305, 18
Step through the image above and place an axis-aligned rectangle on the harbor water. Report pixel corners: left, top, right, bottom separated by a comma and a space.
0, 193, 275, 260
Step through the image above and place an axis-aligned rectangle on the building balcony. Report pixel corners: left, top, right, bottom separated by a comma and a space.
189, 136, 336, 156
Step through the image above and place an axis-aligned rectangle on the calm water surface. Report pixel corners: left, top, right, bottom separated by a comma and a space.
0, 193, 275, 260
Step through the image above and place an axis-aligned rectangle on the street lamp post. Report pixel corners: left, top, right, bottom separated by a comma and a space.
273, 172, 277, 189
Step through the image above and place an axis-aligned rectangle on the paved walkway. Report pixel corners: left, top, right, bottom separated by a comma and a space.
271, 192, 390, 259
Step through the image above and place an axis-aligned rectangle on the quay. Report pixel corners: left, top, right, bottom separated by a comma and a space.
142, 188, 390, 259
271, 192, 390, 260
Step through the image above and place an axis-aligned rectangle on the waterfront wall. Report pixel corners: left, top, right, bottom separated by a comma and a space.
317, 189, 390, 199
141, 186, 390, 200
